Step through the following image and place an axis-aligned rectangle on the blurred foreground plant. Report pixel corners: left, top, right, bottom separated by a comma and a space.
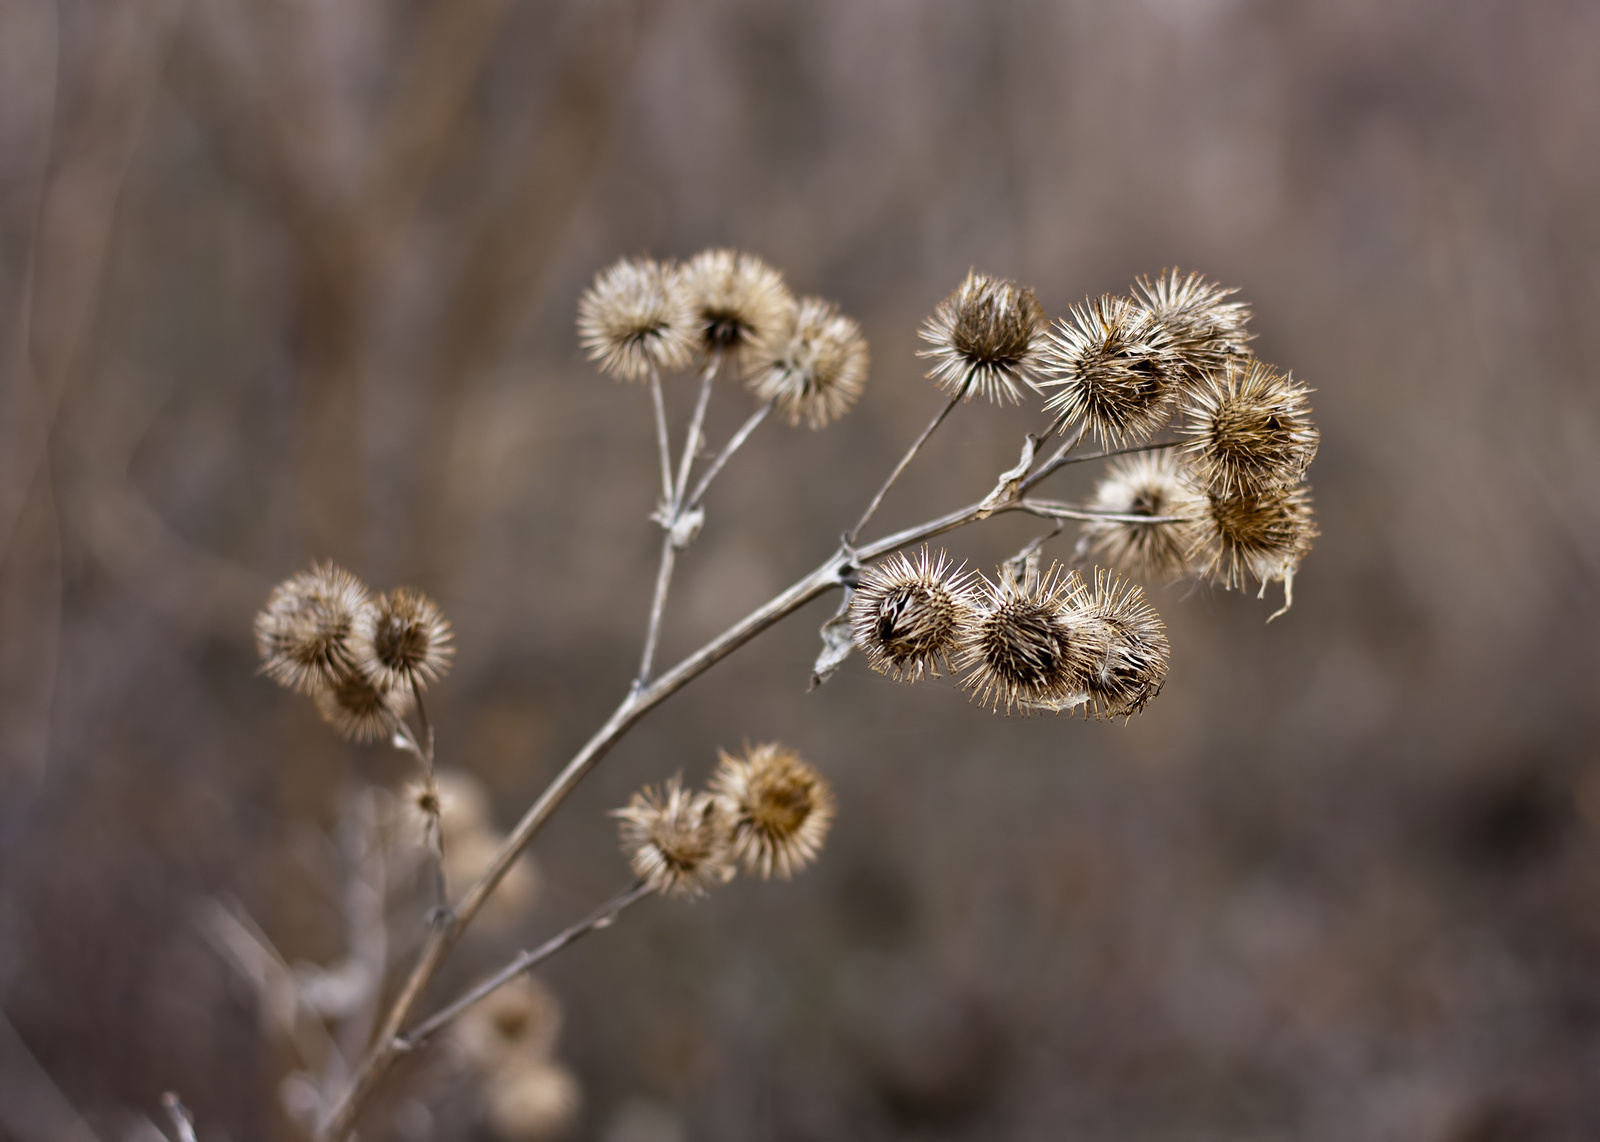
247, 253, 1318, 1140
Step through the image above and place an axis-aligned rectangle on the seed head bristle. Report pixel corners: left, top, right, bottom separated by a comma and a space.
351, 586, 454, 696
1180, 357, 1319, 497
1082, 451, 1205, 582
955, 565, 1110, 715
848, 546, 977, 683
1078, 569, 1170, 720
748, 296, 869, 428
1188, 483, 1318, 596
254, 562, 373, 695
1133, 269, 1253, 384
917, 270, 1047, 404
709, 743, 835, 880
1039, 294, 1184, 446
611, 774, 735, 899
680, 249, 794, 368
576, 256, 696, 381
313, 671, 412, 743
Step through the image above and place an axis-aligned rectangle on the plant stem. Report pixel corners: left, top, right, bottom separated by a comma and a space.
686, 399, 772, 512
673, 354, 719, 507
648, 367, 674, 506
847, 391, 961, 543
397, 882, 651, 1051
1018, 421, 1088, 493
633, 534, 677, 691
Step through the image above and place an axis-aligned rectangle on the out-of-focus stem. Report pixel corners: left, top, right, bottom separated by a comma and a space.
848, 392, 961, 543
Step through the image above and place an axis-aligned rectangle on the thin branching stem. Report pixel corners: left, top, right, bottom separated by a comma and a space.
633, 535, 677, 692
673, 353, 720, 508
1049, 437, 1180, 470
687, 399, 773, 512
1018, 421, 1088, 493
648, 367, 674, 506
398, 881, 652, 1051
847, 391, 961, 543
163, 1093, 198, 1142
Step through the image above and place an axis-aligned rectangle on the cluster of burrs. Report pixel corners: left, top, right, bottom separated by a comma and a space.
254, 562, 454, 741
612, 743, 836, 899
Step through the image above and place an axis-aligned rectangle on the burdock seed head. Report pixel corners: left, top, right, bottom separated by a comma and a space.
748, 296, 869, 428
955, 566, 1110, 715
254, 562, 373, 695
710, 743, 835, 880
1039, 294, 1184, 447
680, 248, 793, 367
1082, 450, 1206, 582
350, 587, 454, 696
1180, 357, 1319, 497
1188, 483, 1319, 598
612, 775, 736, 900
849, 546, 976, 683
1133, 269, 1253, 383
313, 671, 413, 743
576, 256, 696, 381
918, 269, 1047, 404
1079, 570, 1170, 720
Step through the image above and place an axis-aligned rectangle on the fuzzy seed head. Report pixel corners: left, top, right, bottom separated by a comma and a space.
484, 1060, 580, 1142
453, 975, 563, 1071
1079, 570, 1170, 720
351, 586, 454, 695
313, 671, 412, 743
748, 296, 869, 428
918, 270, 1047, 404
680, 249, 793, 366
955, 567, 1110, 714
849, 547, 977, 683
1180, 357, 1320, 497
1039, 295, 1184, 446
612, 775, 735, 899
1133, 269, 1253, 383
710, 743, 835, 880
576, 256, 696, 381
1082, 451, 1206, 582
254, 563, 373, 695
1189, 483, 1319, 592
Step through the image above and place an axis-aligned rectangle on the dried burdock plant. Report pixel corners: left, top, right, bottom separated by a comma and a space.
918, 269, 1048, 404
245, 253, 1321, 1142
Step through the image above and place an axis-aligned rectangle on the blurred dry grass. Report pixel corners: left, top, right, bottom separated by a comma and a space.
3, 0, 1600, 1139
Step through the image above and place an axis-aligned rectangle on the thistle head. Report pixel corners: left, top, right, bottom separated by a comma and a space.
576, 256, 696, 381
254, 563, 373, 695
1188, 483, 1319, 601
955, 566, 1109, 715
710, 743, 835, 880
1133, 268, 1252, 383
612, 775, 735, 899
1082, 450, 1205, 582
748, 296, 869, 428
351, 586, 454, 696
1079, 570, 1170, 720
680, 248, 793, 367
1180, 357, 1319, 497
917, 269, 1047, 404
312, 671, 411, 743
1039, 295, 1184, 447
848, 546, 976, 683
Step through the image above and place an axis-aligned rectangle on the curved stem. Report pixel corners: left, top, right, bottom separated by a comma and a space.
847, 392, 961, 543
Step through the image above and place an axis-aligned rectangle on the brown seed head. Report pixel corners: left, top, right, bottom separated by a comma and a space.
1082, 450, 1205, 582
1189, 483, 1318, 596
1133, 269, 1253, 384
680, 248, 793, 366
1039, 295, 1184, 446
748, 296, 869, 428
849, 547, 977, 683
955, 566, 1110, 715
313, 671, 412, 743
1079, 570, 1170, 719
1180, 357, 1319, 497
710, 743, 836, 880
611, 775, 735, 899
351, 586, 454, 696
918, 269, 1047, 404
254, 563, 373, 695
484, 1060, 580, 1142
576, 256, 696, 381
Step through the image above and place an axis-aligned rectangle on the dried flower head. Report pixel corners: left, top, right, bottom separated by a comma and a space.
710, 743, 835, 880
1180, 357, 1319, 497
680, 248, 793, 365
350, 586, 454, 695
955, 566, 1110, 714
849, 547, 976, 683
1082, 450, 1205, 582
748, 297, 869, 428
453, 976, 563, 1070
254, 563, 372, 694
612, 775, 735, 899
918, 269, 1047, 403
484, 1059, 580, 1142
1189, 484, 1318, 604
1079, 570, 1170, 719
576, 256, 696, 381
1133, 269, 1252, 383
1039, 294, 1184, 446
313, 671, 412, 743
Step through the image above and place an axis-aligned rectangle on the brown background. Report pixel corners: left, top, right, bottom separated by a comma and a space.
3, 1, 1599, 1139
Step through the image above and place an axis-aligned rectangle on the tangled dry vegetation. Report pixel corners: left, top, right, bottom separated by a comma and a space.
239, 251, 1319, 1140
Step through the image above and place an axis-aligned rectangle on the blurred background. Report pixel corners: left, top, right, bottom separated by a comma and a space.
3, 0, 1600, 1138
